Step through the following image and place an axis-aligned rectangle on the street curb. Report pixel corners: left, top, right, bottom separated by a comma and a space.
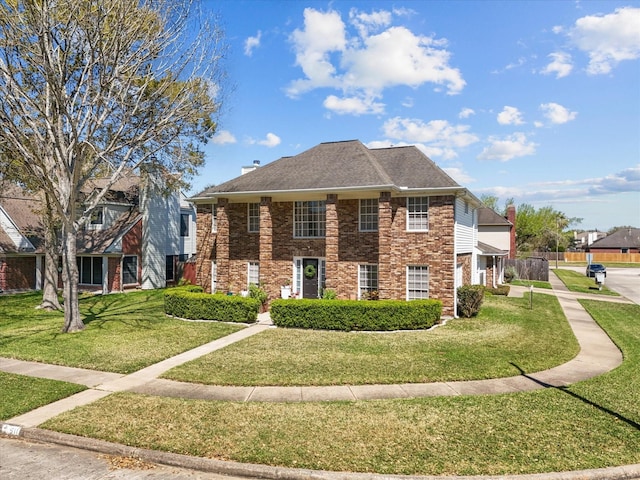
3, 426, 640, 480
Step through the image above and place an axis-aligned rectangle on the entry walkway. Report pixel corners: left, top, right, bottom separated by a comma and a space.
0, 273, 630, 427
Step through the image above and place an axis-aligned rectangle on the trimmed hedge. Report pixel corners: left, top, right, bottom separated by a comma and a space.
269, 299, 442, 331
164, 289, 259, 323
485, 285, 510, 296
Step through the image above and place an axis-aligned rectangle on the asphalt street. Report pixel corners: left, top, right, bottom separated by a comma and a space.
0, 436, 243, 480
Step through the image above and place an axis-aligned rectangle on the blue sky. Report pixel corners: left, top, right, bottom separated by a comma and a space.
193, 0, 640, 231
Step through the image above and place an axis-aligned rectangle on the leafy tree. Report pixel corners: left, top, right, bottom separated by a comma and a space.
514, 203, 581, 254
0, 0, 225, 332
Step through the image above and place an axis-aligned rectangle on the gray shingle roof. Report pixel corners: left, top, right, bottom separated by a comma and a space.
477, 241, 508, 256
194, 140, 462, 197
589, 227, 640, 249
477, 207, 512, 226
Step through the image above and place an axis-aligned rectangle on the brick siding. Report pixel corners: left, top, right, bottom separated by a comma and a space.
0, 256, 36, 291
196, 193, 460, 316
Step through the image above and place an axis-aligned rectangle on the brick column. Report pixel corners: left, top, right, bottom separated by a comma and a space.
259, 197, 273, 297
377, 192, 392, 299
216, 198, 230, 292
324, 194, 339, 292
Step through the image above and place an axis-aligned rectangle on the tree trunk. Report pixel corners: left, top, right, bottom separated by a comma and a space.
38, 245, 62, 311
38, 208, 62, 311
60, 224, 84, 333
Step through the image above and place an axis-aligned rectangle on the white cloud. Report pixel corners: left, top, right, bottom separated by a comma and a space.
568, 6, 640, 75
287, 8, 465, 113
478, 132, 537, 161
540, 52, 573, 78
459, 108, 475, 119
539, 102, 578, 124
244, 31, 262, 56
497, 106, 525, 125
443, 166, 475, 184
211, 130, 236, 145
323, 94, 384, 115
381, 117, 479, 159
257, 133, 281, 147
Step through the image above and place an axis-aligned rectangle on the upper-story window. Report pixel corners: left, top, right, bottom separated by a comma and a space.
248, 203, 260, 233
180, 213, 189, 237
294, 200, 326, 238
407, 197, 429, 231
90, 207, 104, 225
211, 204, 217, 233
359, 198, 378, 232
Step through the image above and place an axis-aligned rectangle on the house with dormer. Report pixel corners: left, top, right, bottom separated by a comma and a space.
0, 175, 196, 293
190, 140, 484, 317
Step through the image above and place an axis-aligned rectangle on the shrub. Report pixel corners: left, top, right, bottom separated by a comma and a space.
322, 289, 337, 300
249, 283, 268, 307
504, 265, 518, 283
270, 299, 441, 331
164, 289, 259, 323
485, 285, 510, 296
457, 285, 485, 317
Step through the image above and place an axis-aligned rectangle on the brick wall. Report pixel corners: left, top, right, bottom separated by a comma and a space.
0, 256, 36, 290
196, 193, 459, 314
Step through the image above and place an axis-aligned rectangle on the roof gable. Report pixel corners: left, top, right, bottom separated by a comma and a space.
590, 227, 640, 249
477, 207, 511, 226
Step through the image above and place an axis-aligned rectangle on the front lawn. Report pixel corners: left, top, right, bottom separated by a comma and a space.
0, 290, 244, 373
553, 269, 619, 296
42, 300, 640, 476
0, 372, 85, 420
162, 293, 578, 385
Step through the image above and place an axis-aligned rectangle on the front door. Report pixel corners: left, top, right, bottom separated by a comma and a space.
302, 258, 319, 298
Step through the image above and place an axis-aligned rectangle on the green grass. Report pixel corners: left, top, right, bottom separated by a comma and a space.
553, 269, 619, 296
0, 371, 85, 420
162, 293, 579, 386
0, 290, 244, 373
42, 300, 640, 476
509, 279, 552, 289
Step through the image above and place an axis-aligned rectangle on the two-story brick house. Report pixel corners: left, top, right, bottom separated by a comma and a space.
190, 140, 482, 317
0, 175, 196, 293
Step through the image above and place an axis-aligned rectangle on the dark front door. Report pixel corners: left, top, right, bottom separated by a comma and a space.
302, 258, 319, 299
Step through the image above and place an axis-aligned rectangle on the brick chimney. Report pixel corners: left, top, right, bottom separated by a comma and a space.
506, 205, 516, 259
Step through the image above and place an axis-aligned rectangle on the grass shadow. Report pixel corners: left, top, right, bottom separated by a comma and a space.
510, 362, 639, 432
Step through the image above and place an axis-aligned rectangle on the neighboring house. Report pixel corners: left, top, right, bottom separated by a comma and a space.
587, 227, 640, 253
476, 206, 516, 288
0, 175, 196, 293
573, 230, 607, 250
190, 140, 483, 317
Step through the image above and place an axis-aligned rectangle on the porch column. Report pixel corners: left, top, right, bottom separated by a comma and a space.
216, 198, 230, 293
324, 194, 338, 293
259, 196, 274, 298
377, 192, 392, 299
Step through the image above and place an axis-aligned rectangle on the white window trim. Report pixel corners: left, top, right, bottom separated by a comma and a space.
407, 196, 430, 232
406, 265, 430, 300
359, 198, 379, 232
123, 255, 138, 285
247, 261, 260, 288
211, 203, 217, 233
358, 264, 379, 299
248, 202, 260, 233
293, 200, 326, 238
211, 261, 217, 293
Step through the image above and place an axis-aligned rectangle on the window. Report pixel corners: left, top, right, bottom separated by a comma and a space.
211, 261, 217, 292
77, 257, 102, 285
359, 264, 378, 299
180, 213, 189, 237
294, 200, 326, 238
248, 261, 259, 287
407, 197, 429, 231
211, 204, 217, 232
248, 203, 260, 233
165, 255, 175, 282
90, 207, 103, 225
359, 199, 378, 231
407, 265, 429, 300
123, 256, 138, 284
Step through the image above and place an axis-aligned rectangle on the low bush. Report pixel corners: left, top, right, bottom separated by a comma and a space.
269, 299, 441, 331
457, 285, 485, 317
164, 289, 259, 323
485, 285, 510, 296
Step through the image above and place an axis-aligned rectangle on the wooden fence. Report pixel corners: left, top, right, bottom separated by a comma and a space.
563, 252, 640, 263
505, 258, 549, 282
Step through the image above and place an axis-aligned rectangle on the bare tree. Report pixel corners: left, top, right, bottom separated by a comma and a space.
0, 0, 224, 332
